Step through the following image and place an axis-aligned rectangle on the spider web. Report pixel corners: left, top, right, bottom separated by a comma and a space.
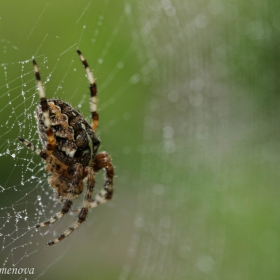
0, 0, 143, 277
1, 0, 280, 280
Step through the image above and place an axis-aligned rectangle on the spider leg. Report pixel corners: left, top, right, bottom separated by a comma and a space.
35, 163, 84, 229
18, 137, 48, 160
77, 50, 99, 132
33, 59, 56, 154
47, 166, 95, 246
75, 152, 114, 211
90, 152, 114, 207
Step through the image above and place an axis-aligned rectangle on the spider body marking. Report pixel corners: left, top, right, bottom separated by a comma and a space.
18, 50, 114, 246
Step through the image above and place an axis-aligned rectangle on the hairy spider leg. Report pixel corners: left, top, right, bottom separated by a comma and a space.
33, 59, 56, 154
74, 152, 114, 212
76, 50, 99, 132
47, 166, 95, 246
90, 152, 114, 206
35, 163, 84, 229
17, 137, 48, 160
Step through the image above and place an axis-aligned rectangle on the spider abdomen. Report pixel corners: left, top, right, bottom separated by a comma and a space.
36, 99, 100, 167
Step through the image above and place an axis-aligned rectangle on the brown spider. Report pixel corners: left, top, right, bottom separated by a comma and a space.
18, 50, 114, 246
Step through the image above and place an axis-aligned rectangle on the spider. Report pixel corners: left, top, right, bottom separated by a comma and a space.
18, 50, 114, 246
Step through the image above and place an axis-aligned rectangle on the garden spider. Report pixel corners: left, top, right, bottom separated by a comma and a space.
18, 50, 114, 246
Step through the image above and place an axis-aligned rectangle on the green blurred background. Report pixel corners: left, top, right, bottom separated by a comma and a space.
0, 0, 280, 279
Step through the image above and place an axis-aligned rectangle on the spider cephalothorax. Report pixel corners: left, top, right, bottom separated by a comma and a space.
18, 50, 114, 246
